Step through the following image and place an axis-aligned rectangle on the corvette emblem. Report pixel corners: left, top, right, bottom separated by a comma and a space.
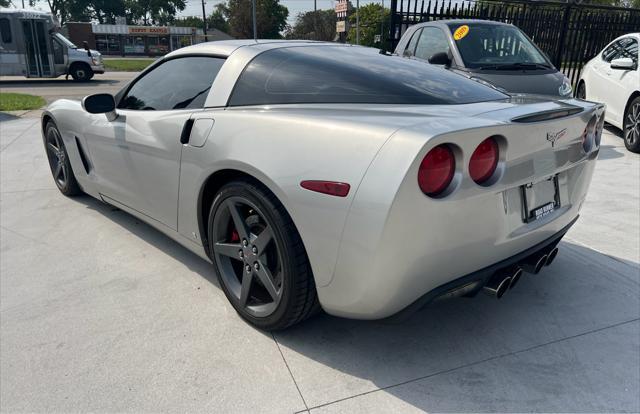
546, 128, 567, 147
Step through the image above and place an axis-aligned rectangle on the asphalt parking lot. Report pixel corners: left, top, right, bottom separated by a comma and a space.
0, 77, 639, 413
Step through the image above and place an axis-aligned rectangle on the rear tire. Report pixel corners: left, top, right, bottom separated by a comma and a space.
44, 121, 82, 196
208, 179, 319, 330
624, 97, 640, 153
70, 64, 93, 82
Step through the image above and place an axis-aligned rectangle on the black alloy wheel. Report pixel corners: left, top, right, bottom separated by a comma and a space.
44, 122, 82, 196
208, 179, 319, 330
624, 97, 640, 153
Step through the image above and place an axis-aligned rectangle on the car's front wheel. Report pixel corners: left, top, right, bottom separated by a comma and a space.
624, 97, 640, 153
44, 121, 82, 196
69, 64, 93, 82
208, 179, 319, 330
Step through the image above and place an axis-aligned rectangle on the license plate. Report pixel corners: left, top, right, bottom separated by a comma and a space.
521, 176, 560, 223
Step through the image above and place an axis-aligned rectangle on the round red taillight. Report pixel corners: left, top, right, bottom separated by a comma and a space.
469, 137, 499, 184
418, 144, 455, 197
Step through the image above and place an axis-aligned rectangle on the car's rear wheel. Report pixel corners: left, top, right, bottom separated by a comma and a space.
44, 121, 82, 196
624, 97, 640, 153
576, 81, 586, 100
208, 179, 319, 330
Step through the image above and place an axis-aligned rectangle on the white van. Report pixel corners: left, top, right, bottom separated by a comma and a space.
0, 9, 105, 81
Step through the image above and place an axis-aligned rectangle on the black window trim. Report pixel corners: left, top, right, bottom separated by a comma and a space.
115, 53, 227, 110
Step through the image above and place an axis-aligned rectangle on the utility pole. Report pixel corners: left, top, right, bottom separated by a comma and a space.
356, 0, 360, 45
252, 0, 257, 40
201, 0, 207, 39
314, 0, 317, 12
380, 0, 384, 46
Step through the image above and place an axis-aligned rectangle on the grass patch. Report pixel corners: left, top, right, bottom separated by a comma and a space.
0, 93, 46, 111
104, 59, 156, 72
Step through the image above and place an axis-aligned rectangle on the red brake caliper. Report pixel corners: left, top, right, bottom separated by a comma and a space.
230, 228, 240, 243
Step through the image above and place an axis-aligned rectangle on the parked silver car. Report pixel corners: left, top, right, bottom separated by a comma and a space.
395, 19, 572, 97
42, 40, 603, 330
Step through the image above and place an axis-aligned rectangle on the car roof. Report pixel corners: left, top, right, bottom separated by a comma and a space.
166, 39, 334, 59
413, 19, 513, 29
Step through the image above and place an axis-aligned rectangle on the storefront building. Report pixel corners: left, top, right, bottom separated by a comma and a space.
65, 22, 233, 56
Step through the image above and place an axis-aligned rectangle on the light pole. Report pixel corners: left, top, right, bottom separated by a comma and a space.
201, 0, 207, 39
356, 0, 360, 45
252, 0, 257, 39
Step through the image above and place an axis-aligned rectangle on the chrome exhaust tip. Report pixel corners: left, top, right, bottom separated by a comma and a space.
522, 254, 548, 274
483, 276, 511, 299
545, 247, 559, 266
508, 267, 524, 290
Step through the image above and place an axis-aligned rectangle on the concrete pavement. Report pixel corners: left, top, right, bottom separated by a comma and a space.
0, 112, 638, 412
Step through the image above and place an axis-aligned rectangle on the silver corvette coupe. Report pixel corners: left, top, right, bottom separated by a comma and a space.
42, 40, 604, 330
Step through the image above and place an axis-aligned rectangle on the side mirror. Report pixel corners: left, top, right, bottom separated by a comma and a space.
403, 49, 413, 58
428, 51, 451, 67
610, 57, 636, 70
82, 93, 117, 121
82, 40, 91, 57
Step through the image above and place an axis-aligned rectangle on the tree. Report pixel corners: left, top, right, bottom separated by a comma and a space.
285, 9, 336, 41
173, 5, 230, 34
347, 3, 390, 48
209, 4, 230, 33
125, 0, 186, 25
218, 0, 288, 39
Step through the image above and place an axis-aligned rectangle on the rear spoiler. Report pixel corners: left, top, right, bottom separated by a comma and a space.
511, 107, 583, 123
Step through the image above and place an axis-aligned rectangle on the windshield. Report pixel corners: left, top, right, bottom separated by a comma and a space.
448, 23, 550, 69
229, 46, 508, 106
53, 32, 76, 48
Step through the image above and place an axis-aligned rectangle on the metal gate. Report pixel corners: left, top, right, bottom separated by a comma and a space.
388, 0, 640, 89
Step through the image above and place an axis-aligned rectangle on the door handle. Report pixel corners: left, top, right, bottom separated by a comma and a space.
180, 118, 195, 144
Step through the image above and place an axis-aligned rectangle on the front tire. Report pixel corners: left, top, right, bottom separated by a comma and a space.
208, 179, 319, 330
44, 121, 82, 196
70, 64, 93, 82
624, 97, 640, 153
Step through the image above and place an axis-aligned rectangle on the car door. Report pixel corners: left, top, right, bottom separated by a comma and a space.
84, 56, 225, 230
603, 37, 638, 126
412, 26, 451, 63
590, 39, 623, 104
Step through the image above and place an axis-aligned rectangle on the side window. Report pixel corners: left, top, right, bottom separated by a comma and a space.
618, 37, 638, 64
52, 38, 64, 64
0, 18, 12, 44
602, 40, 622, 62
118, 56, 225, 111
404, 28, 422, 57
414, 27, 450, 61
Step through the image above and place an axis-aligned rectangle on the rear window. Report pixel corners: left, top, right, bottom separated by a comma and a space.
228, 46, 507, 106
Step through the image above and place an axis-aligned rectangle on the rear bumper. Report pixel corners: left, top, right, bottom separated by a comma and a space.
387, 215, 577, 320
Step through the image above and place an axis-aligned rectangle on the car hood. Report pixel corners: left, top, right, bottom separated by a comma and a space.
465, 70, 566, 97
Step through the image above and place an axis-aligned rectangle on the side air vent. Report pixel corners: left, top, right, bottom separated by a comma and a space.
511, 107, 583, 123
75, 136, 92, 174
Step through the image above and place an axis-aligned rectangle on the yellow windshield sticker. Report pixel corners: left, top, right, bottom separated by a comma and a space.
453, 25, 469, 41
